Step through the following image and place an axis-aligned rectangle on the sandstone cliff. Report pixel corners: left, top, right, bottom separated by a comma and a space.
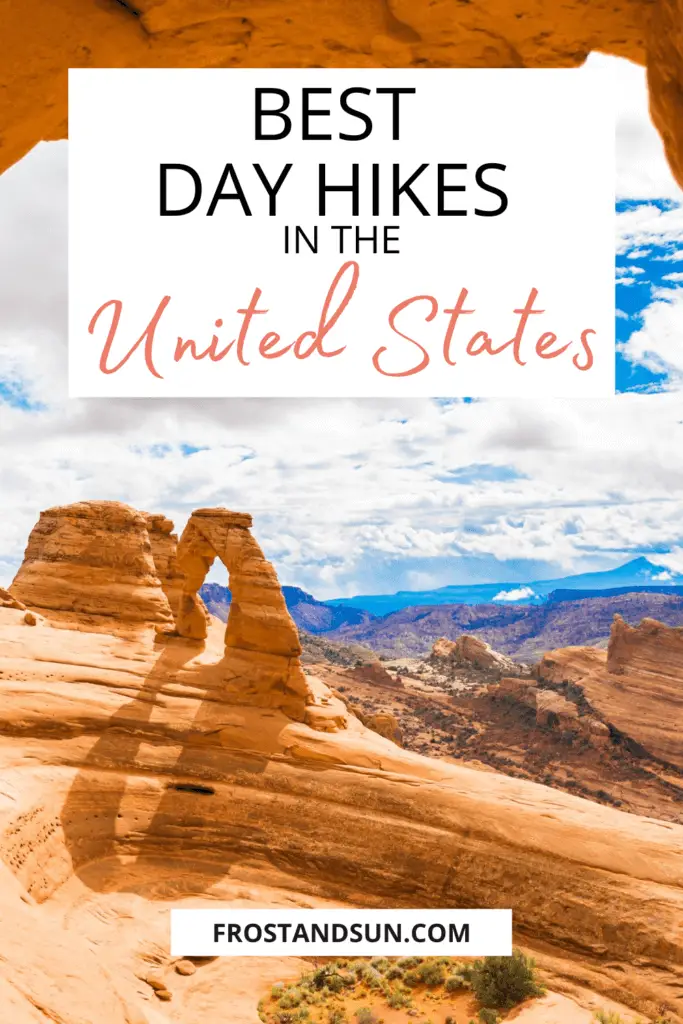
0, 0, 682, 190
537, 613, 683, 770
10, 500, 173, 625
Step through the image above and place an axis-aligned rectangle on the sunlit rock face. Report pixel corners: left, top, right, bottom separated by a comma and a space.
0, 0, 682, 189
173, 507, 312, 721
537, 613, 683, 769
0, 503, 682, 1021
10, 500, 173, 625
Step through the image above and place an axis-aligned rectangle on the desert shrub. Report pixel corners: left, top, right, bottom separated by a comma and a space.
371, 957, 390, 973
271, 983, 285, 998
479, 1010, 499, 1024
418, 960, 447, 987
278, 988, 303, 1009
593, 1015, 625, 1024
470, 950, 542, 1010
398, 956, 423, 969
275, 1013, 309, 1024
403, 969, 420, 987
445, 973, 466, 993
364, 967, 385, 990
385, 964, 404, 981
326, 973, 347, 994
354, 1010, 379, 1024
387, 984, 412, 1008
327, 1010, 347, 1024
310, 966, 329, 989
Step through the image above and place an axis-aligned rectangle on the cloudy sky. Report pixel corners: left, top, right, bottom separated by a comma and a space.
1, 55, 682, 599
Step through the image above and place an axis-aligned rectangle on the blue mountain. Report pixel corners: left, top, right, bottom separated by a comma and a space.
326, 556, 683, 616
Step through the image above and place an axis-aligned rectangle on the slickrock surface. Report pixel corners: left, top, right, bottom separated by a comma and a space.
10, 501, 173, 625
538, 614, 683, 769
0, 0, 682, 189
0, 507, 682, 1021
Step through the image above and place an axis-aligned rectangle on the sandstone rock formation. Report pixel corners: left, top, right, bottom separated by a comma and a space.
0, 586, 24, 610
431, 634, 518, 674
489, 676, 610, 747
142, 511, 187, 621
538, 613, 683, 769
172, 507, 316, 723
10, 500, 173, 625
0, 508, 682, 1022
0, 0, 682, 190
350, 660, 404, 688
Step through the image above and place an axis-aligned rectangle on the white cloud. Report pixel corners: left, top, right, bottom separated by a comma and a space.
663, 272, 683, 282
619, 288, 683, 376
1, 61, 683, 599
582, 54, 682, 202
493, 586, 536, 602
617, 203, 683, 255
651, 570, 673, 581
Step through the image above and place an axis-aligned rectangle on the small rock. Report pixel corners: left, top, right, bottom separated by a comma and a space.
23, 612, 37, 626
144, 973, 167, 992
175, 959, 196, 976
154, 988, 172, 1001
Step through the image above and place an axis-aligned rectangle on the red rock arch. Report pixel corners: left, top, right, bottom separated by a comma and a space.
174, 507, 311, 719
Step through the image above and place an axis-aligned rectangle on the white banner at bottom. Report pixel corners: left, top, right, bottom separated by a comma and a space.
170, 908, 512, 957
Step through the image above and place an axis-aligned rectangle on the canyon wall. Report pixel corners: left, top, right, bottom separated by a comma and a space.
538, 613, 683, 769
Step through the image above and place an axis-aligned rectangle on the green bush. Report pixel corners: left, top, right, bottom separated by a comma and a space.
387, 984, 412, 1008
418, 960, 447, 987
354, 1010, 379, 1024
278, 989, 303, 1009
479, 1010, 499, 1024
385, 964, 404, 981
445, 973, 466, 993
327, 1009, 347, 1024
471, 950, 542, 1010
398, 956, 423, 969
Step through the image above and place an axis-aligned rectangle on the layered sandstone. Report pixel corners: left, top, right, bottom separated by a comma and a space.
142, 511, 187, 621
172, 507, 315, 722
10, 501, 173, 625
489, 676, 611, 747
0, 511, 683, 1021
0, 605, 680, 1020
0, 0, 682, 190
431, 633, 518, 674
537, 614, 683, 769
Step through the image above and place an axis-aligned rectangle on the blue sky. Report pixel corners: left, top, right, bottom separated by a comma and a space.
1, 57, 683, 599
616, 198, 683, 392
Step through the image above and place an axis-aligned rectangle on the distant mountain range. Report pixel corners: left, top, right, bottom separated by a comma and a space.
201, 556, 683, 662
327, 590, 683, 662
326, 557, 683, 615
200, 582, 371, 633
